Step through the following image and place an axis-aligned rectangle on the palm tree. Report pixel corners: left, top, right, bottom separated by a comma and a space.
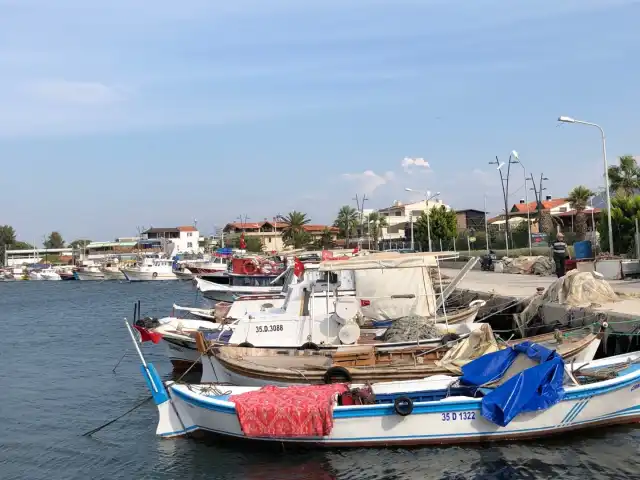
567, 185, 595, 241
333, 206, 359, 246
280, 211, 311, 248
608, 155, 640, 196
366, 212, 388, 249
316, 228, 334, 249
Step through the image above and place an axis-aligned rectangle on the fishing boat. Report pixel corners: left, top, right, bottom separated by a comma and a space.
75, 264, 105, 281
130, 318, 639, 444
29, 266, 62, 281
102, 263, 126, 281
198, 323, 603, 386
121, 256, 178, 281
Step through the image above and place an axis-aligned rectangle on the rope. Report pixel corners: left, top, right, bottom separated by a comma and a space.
82, 396, 152, 437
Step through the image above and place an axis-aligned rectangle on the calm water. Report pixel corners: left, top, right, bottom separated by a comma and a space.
0, 281, 638, 480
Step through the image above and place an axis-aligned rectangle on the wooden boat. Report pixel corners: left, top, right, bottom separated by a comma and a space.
134, 320, 640, 444
198, 324, 604, 386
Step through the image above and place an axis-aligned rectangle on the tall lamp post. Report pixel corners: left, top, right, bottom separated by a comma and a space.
489, 153, 515, 250
558, 116, 614, 255
405, 188, 440, 251
509, 150, 532, 255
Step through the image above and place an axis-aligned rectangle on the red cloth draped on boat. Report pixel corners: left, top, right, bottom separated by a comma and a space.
133, 324, 163, 344
229, 383, 349, 437
293, 257, 305, 278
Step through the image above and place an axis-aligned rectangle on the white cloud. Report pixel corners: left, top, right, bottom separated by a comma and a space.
341, 170, 395, 195
401, 156, 430, 173
24, 80, 125, 105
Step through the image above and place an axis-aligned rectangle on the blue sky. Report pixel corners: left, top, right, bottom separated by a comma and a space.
1, 0, 639, 244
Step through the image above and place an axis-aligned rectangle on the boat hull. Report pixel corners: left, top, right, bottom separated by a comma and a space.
102, 270, 126, 281
151, 353, 640, 444
75, 271, 105, 281
122, 269, 178, 281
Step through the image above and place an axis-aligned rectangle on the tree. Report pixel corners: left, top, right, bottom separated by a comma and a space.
0, 225, 17, 265
567, 185, 595, 241
314, 228, 335, 249
415, 206, 457, 250
69, 239, 92, 249
44, 231, 65, 249
333, 206, 359, 244
598, 195, 640, 255
540, 211, 555, 238
608, 155, 640, 196
366, 211, 388, 249
280, 211, 311, 248
225, 233, 264, 252
13, 241, 35, 250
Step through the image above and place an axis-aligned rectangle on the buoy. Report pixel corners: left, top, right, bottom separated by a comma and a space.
152, 272, 158, 279
244, 260, 257, 275
393, 396, 414, 416
323, 366, 352, 384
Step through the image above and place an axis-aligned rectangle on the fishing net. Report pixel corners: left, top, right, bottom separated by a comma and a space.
517, 270, 619, 333
502, 256, 554, 275
380, 315, 441, 342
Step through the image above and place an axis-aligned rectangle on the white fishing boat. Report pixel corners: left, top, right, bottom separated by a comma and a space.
129, 317, 640, 445
195, 275, 285, 302
172, 268, 195, 281
121, 257, 178, 281
75, 264, 105, 281
102, 263, 126, 281
28, 267, 61, 281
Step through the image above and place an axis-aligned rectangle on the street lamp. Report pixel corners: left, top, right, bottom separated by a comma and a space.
405, 188, 440, 251
558, 115, 614, 254
509, 150, 532, 255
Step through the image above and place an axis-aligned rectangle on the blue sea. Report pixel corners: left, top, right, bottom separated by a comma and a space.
0, 281, 638, 479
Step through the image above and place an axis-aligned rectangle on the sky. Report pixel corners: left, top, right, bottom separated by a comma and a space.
1, 0, 639, 244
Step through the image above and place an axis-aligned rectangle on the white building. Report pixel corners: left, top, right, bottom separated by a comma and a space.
142, 226, 201, 254
377, 199, 449, 240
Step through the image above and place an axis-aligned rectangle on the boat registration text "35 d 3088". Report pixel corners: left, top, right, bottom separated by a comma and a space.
441, 412, 476, 421
255, 324, 284, 333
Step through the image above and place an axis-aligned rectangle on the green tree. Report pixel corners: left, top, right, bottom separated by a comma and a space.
567, 185, 595, 241
280, 211, 311, 248
333, 206, 359, 243
314, 228, 335, 249
44, 231, 65, 249
415, 206, 457, 250
366, 211, 388, 249
540, 211, 555, 237
69, 239, 92, 249
12, 241, 35, 250
598, 195, 640, 255
0, 225, 17, 265
608, 155, 640, 196
225, 233, 264, 252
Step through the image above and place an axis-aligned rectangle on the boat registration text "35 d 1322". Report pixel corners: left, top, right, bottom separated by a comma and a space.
255, 324, 284, 333
441, 412, 476, 421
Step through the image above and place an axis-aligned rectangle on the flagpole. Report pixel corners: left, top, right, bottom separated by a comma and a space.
124, 319, 158, 393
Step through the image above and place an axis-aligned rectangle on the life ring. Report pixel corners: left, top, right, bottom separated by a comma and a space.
152, 272, 158, 279
393, 396, 414, 416
441, 333, 461, 345
237, 342, 254, 348
323, 366, 352, 384
243, 260, 257, 275
299, 342, 320, 351
469, 299, 486, 309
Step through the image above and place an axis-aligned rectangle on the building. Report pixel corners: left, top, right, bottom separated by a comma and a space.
222, 221, 339, 251
142, 226, 200, 254
488, 196, 601, 232
455, 209, 486, 232
376, 199, 449, 240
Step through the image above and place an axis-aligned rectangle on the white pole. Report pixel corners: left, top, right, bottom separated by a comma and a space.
484, 195, 489, 251
523, 168, 531, 255
410, 215, 414, 250
601, 129, 614, 255
124, 319, 158, 393
426, 202, 433, 252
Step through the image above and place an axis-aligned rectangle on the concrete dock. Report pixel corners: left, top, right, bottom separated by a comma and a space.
442, 268, 640, 343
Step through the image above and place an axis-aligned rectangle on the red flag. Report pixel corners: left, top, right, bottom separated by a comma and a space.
321, 250, 332, 260
293, 257, 305, 278
133, 324, 163, 344
352, 247, 359, 254
239, 232, 246, 250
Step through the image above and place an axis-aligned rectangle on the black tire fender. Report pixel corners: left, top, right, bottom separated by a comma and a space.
441, 333, 461, 345
394, 396, 414, 416
299, 342, 320, 351
237, 342, 254, 348
323, 366, 352, 384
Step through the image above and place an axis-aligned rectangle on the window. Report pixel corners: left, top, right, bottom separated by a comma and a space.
187, 242, 193, 248
268, 237, 272, 243
187, 232, 193, 237
395, 211, 401, 216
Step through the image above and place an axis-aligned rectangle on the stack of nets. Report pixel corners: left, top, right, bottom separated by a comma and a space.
381, 315, 440, 343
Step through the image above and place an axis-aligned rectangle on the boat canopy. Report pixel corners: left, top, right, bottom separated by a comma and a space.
318, 252, 442, 272
460, 342, 565, 427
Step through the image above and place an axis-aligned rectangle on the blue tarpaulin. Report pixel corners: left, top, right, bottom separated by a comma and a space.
460, 341, 565, 427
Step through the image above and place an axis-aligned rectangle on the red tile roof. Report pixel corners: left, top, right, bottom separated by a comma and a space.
511, 198, 567, 213
224, 222, 338, 233
303, 225, 339, 233
177, 225, 197, 232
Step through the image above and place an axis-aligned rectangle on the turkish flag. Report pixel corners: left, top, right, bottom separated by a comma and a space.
133, 324, 163, 344
352, 247, 359, 254
321, 250, 332, 260
240, 232, 246, 249
293, 257, 305, 278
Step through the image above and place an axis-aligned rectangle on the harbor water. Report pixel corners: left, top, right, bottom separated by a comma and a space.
1, 281, 638, 480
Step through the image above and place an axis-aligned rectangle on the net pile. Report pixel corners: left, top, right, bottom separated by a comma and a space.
381, 315, 441, 343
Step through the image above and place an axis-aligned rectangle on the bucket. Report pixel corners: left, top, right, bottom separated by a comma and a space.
573, 240, 593, 260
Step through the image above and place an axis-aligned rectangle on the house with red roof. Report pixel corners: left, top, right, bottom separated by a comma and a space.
223, 220, 338, 251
